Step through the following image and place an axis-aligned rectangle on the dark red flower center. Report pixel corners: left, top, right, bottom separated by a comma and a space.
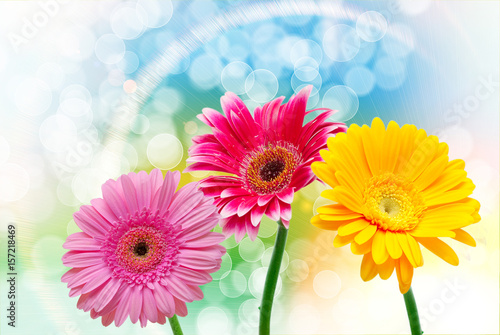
259, 160, 286, 182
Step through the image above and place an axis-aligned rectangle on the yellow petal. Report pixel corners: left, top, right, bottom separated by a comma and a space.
311, 162, 338, 188
311, 214, 342, 231
395, 257, 413, 294
452, 228, 476, 247
372, 230, 389, 265
354, 224, 378, 245
416, 237, 459, 266
423, 169, 467, 198
409, 227, 456, 238
360, 252, 378, 281
338, 219, 370, 236
385, 231, 403, 259
401, 136, 439, 181
413, 154, 449, 191
351, 237, 373, 255
424, 179, 475, 207
379, 120, 401, 173
396, 233, 418, 267
399, 255, 414, 284
335, 170, 363, 197
377, 257, 395, 280
333, 233, 355, 247
361, 123, 381, 176
330, 186, 364, 213
406, 234, 423, 267
394, 124, 418, 172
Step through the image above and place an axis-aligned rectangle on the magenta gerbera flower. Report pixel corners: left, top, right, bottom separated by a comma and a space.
62, 169, 225, 327
185, 86, 347, 241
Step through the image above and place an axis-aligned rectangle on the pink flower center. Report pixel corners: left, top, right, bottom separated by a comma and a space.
102, 209, 181, 286
241, 143, 301, 195
115, 226, 167, 274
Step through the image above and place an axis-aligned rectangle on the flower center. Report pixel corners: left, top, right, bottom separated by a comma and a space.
115, 226, 167, 274
241, 143, 301, 195
363, 173, 426, 231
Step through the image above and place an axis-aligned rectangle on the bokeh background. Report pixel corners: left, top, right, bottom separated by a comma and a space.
0, 1, 498, 334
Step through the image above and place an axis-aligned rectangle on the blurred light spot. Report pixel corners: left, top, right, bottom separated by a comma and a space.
184, 121, 198, 134
36, 62, 65, 90
322, 85, 359, 121
15, 78, 52, 116
338, 288, 365, 316
290, 39, 323, 65
374, 57, 407, 90
219, 270, 247, 298
257, 215, 278, 238
261, 247, 289, 273
123, 79, 137, 93
0, 209, 15, 232
110, 4, 146, 40
381, 24, 414, 58
72, 168, 110, 203
438, 126, 474, 160
95, 34, 126, 65
242, 100, 261, 116
323, 24, 360, 62
344, 66, 375, 96
218, 30, 251, 62
32, 236, 66, 278
105, 140, 139, 172
252, 23, 285, 62
277, 35, 301, 67
249, 267, 281, 299
0, 164, 30, 202
221, 61, 253, 95
239, 236, 265, 262
197, 307, 230, 335
152, 87, 184, 115
170, 56, 190, 75
238, 298, 260, 327
39, 115, 78, 153
147, 133, 183, 169
398, 0, 432, 15
0, 136, 10, 165
352, 40, 376, 64
117, 51, 140, 74
245, 69, 279, 103
313, 270, 341, 299
294, 56, 319, 82
356, 11, 388, 42
291, 72, 322, 97
212, 253, 232, 280
222, 234, 238, 249
108, 69, 126, 86
288, 304, 320, 334
136, 0, 173, 28
286, 259, 309, 282
57, 177, 81, 207
189, 54, 223, 90
58, 25, 96, 60
188, 0, 217, 21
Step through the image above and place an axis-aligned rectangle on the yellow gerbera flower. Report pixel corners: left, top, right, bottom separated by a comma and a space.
311, 117, 480, 293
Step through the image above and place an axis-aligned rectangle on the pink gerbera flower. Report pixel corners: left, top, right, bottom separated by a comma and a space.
62, 170, 225, 327
185, 86, 347, 241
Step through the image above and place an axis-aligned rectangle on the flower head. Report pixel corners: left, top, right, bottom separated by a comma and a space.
62, 170, 225, 327
311, 118, 480, 293
186, 86, 346, 241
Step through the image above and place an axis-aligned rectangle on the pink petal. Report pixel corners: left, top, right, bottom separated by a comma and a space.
90, 198, 118, 225
151, 170, 181, 214
63, 232, 101, 251
81, 267, 112, 294
174, 266, 212, 285
114, 287, 132, 327
166, 275, 196, 302
153, 282, 175, 317
119, 174, 139, 213
183, 231, 226, 246
142, 288, 158, 323
73, 210, 106, 238
101, 180, 128, 219
220, 197, 244, 218
62, 251, 103, 268
94, 279, 122, 313
177, 255, 218, 270
101, 310, 116, 327
129, 286, 142, 324
174, 298, 188, 317
281, 219, 290, 229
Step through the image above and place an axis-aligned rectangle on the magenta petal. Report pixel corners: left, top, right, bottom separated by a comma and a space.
265, 197, 281, 221
257, 194, 274, 206
276, 188, 295, 204
280, 202, 292, 221
220, 197, 243, 218
237, 197, 259, 217
281, 219, 290, 229
251, 204, 267, 227
221, 187, 250, 198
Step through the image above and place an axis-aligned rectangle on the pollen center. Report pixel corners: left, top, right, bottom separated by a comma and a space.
363, 173, 426, 231
241, 143, 301, 195
115, 226, 167, 274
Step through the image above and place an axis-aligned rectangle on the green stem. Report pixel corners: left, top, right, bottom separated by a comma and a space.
403, 287, 423, 335
259, 220, 288, 335
168, 315, 184, 335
